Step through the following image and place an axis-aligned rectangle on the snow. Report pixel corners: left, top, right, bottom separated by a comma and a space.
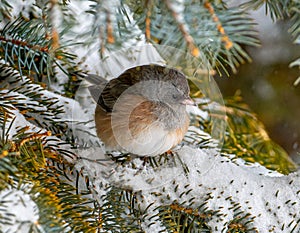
77, 145, 300, 232
2, 62, 300, 232
1, 106, 45, 140
1, 1, 300, 232
186, 103, 209, 120
0, 187, 40, 233
6, 0, 41, 19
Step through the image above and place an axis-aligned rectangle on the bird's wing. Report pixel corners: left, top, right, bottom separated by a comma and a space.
87, 65, 169, 112
102, 71, 136, 111
86, 74, 110, 111
86, 71, 137, 112
85, 74, 107, 85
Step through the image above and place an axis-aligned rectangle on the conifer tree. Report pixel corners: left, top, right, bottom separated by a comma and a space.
0, 1, 299, 232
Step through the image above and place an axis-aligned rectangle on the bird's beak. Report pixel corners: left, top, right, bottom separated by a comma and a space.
181, 97, 196, 106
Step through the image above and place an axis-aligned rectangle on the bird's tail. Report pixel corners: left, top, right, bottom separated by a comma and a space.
85, 74, 107, 85
85, 74, 107, 104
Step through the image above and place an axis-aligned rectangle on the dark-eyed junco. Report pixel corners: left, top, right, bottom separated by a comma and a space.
87, 64, 194, 156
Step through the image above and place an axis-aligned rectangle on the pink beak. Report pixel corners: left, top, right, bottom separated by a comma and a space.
181, 97, 196, 106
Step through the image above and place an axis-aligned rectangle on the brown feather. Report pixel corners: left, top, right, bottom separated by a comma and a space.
91, 64, 192, 156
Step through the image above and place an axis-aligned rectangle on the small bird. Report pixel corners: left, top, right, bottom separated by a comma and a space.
87, 64, 194, 157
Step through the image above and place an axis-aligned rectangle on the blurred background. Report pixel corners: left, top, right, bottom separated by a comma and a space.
215, 5, 300, 159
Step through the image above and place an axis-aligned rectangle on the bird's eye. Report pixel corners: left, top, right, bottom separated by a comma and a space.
172, 94, 178, 99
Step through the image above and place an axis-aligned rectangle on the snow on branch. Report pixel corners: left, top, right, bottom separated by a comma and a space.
77, 144, 300, 232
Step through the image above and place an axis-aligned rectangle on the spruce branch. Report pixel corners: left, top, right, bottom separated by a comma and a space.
199, 94, 298, 174
243, 0, 300, 42
0, 106, 100, 232
242, 0, 300, 81
204, 1, 233, 50
96, 186, 145, 232
242, 0, 287, 21
145, 0, 152, 42
0, 0, 12, 20
87, 0, 123, 56
0, 1, 299, 232
163, 0, 200, 57
0, 17, 51, 80
289, 1, 300, 41
0, 35, 49, 53
106, 9, 115, 44
0, 17, 83, 96
0, 63, 74, 144
129, 0, 258, 74
49, 0, 61, 51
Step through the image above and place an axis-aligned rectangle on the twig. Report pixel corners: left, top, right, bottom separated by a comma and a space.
0, 36, 49, 52
170, 202, 212, 218
19, 131, 52, 147
99, 26, 105, 57
106, 9, 115, 44
204, 1, 233, 50
145, 0, 152, 42
164, 0, 200, 57
49, 0, 60, 50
